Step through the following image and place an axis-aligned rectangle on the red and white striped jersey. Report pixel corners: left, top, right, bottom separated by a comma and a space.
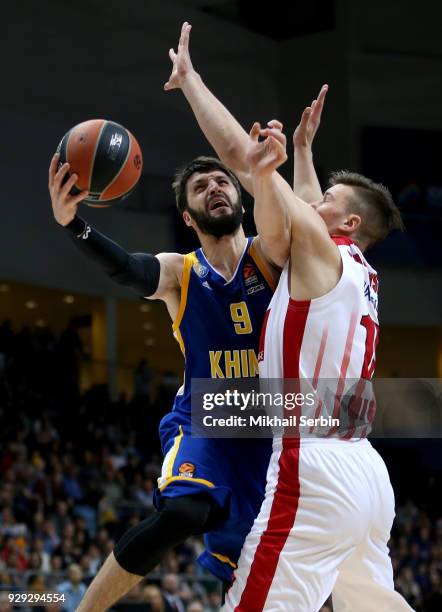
258, 236, 379, 438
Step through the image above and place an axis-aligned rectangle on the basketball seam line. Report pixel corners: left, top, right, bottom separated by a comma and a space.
90, 120, 107, 193
99, 132, 133, 201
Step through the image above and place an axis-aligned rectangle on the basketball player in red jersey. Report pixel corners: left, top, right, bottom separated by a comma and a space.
163, 22, 410, 610
220, 103, 413, 611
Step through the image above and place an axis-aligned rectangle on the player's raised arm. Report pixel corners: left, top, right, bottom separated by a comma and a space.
164, 22, 252, 190
246, 120, 290, 266
247, 123, 341, 294
165, 22, 291, 267
49, 153, 181, 303
293, 85, 328, 202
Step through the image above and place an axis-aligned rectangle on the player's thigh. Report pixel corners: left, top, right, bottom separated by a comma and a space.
332, 538, 413, 612
224, 444, 359, 612
224, 541, 341, 612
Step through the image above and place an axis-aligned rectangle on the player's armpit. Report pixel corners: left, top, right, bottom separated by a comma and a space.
251, 235, 287, 283
148, 252, 183, 301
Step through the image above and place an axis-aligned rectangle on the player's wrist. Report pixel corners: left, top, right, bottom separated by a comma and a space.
180, 70, 202, 92
64, 215, 88, 238
293, 144, 313, 158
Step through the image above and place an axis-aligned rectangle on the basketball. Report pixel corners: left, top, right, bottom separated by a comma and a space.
57, 119, 143, 207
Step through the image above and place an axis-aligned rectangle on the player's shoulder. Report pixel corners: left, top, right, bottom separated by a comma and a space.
156, 251, 184, 271
152, 252, 184, 290
155, 251, 200, 286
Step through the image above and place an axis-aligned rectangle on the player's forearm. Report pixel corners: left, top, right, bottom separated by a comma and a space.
253, 174, 290, 239
254, 170, 316, 235
64, 217, 160, 296
293, 148, 323, 203
181, 72, 250, 174
252, 173, 291, 265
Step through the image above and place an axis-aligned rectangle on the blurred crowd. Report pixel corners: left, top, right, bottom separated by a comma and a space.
0, 319, 441, 611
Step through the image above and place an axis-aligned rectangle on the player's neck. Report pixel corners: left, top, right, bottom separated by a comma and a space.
198, 228, 248, 280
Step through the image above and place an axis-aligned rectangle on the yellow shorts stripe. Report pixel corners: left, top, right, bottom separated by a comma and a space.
166, 425, 184, 480
210, 552, 237, 569
159, 476, 215, 492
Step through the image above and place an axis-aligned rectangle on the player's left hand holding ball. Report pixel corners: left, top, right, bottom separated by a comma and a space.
49, 153, 89, 226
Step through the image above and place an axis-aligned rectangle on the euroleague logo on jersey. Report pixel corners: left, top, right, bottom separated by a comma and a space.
193, 262, 209, 279
244, 263, 265, 295
243, 263, 258, 287
178, 462, 196, 477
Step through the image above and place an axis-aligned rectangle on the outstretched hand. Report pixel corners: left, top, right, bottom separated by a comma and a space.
164, 22, 195, 91
293, 84, 328, 150
247, 120, 288, 177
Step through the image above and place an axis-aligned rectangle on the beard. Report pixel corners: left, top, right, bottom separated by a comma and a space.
187, 197, 243, 239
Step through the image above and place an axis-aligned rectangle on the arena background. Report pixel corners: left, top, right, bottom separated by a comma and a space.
1, 1, 441, 610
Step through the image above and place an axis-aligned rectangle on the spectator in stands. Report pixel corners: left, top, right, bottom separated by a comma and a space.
56, 564, 87, 612
142, 584, 174, 612
205, 590, 222, 612
0, 316, 440, 609
161, 574, 185, 612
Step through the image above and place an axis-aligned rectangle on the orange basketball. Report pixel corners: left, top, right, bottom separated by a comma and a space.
57, 119, 143, 207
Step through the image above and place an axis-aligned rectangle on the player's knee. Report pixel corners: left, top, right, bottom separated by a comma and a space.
114, 518, 153, 576
114, 495, 213, 575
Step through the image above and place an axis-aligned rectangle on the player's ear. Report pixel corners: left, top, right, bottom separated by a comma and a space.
182, 211, 193, 227
345, 213, 362, 232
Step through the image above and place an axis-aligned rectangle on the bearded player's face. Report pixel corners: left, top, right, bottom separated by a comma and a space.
185, 170, 243, 238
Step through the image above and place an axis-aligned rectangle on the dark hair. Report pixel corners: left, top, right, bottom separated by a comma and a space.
172, 156, 242, 214
328, 171, 404, 248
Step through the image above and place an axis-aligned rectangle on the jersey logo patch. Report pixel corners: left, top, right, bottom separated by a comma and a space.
243, 263, 255, 279
178, 462, 196, 477
193, 262, 209, 278
244, 263, 260, 288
